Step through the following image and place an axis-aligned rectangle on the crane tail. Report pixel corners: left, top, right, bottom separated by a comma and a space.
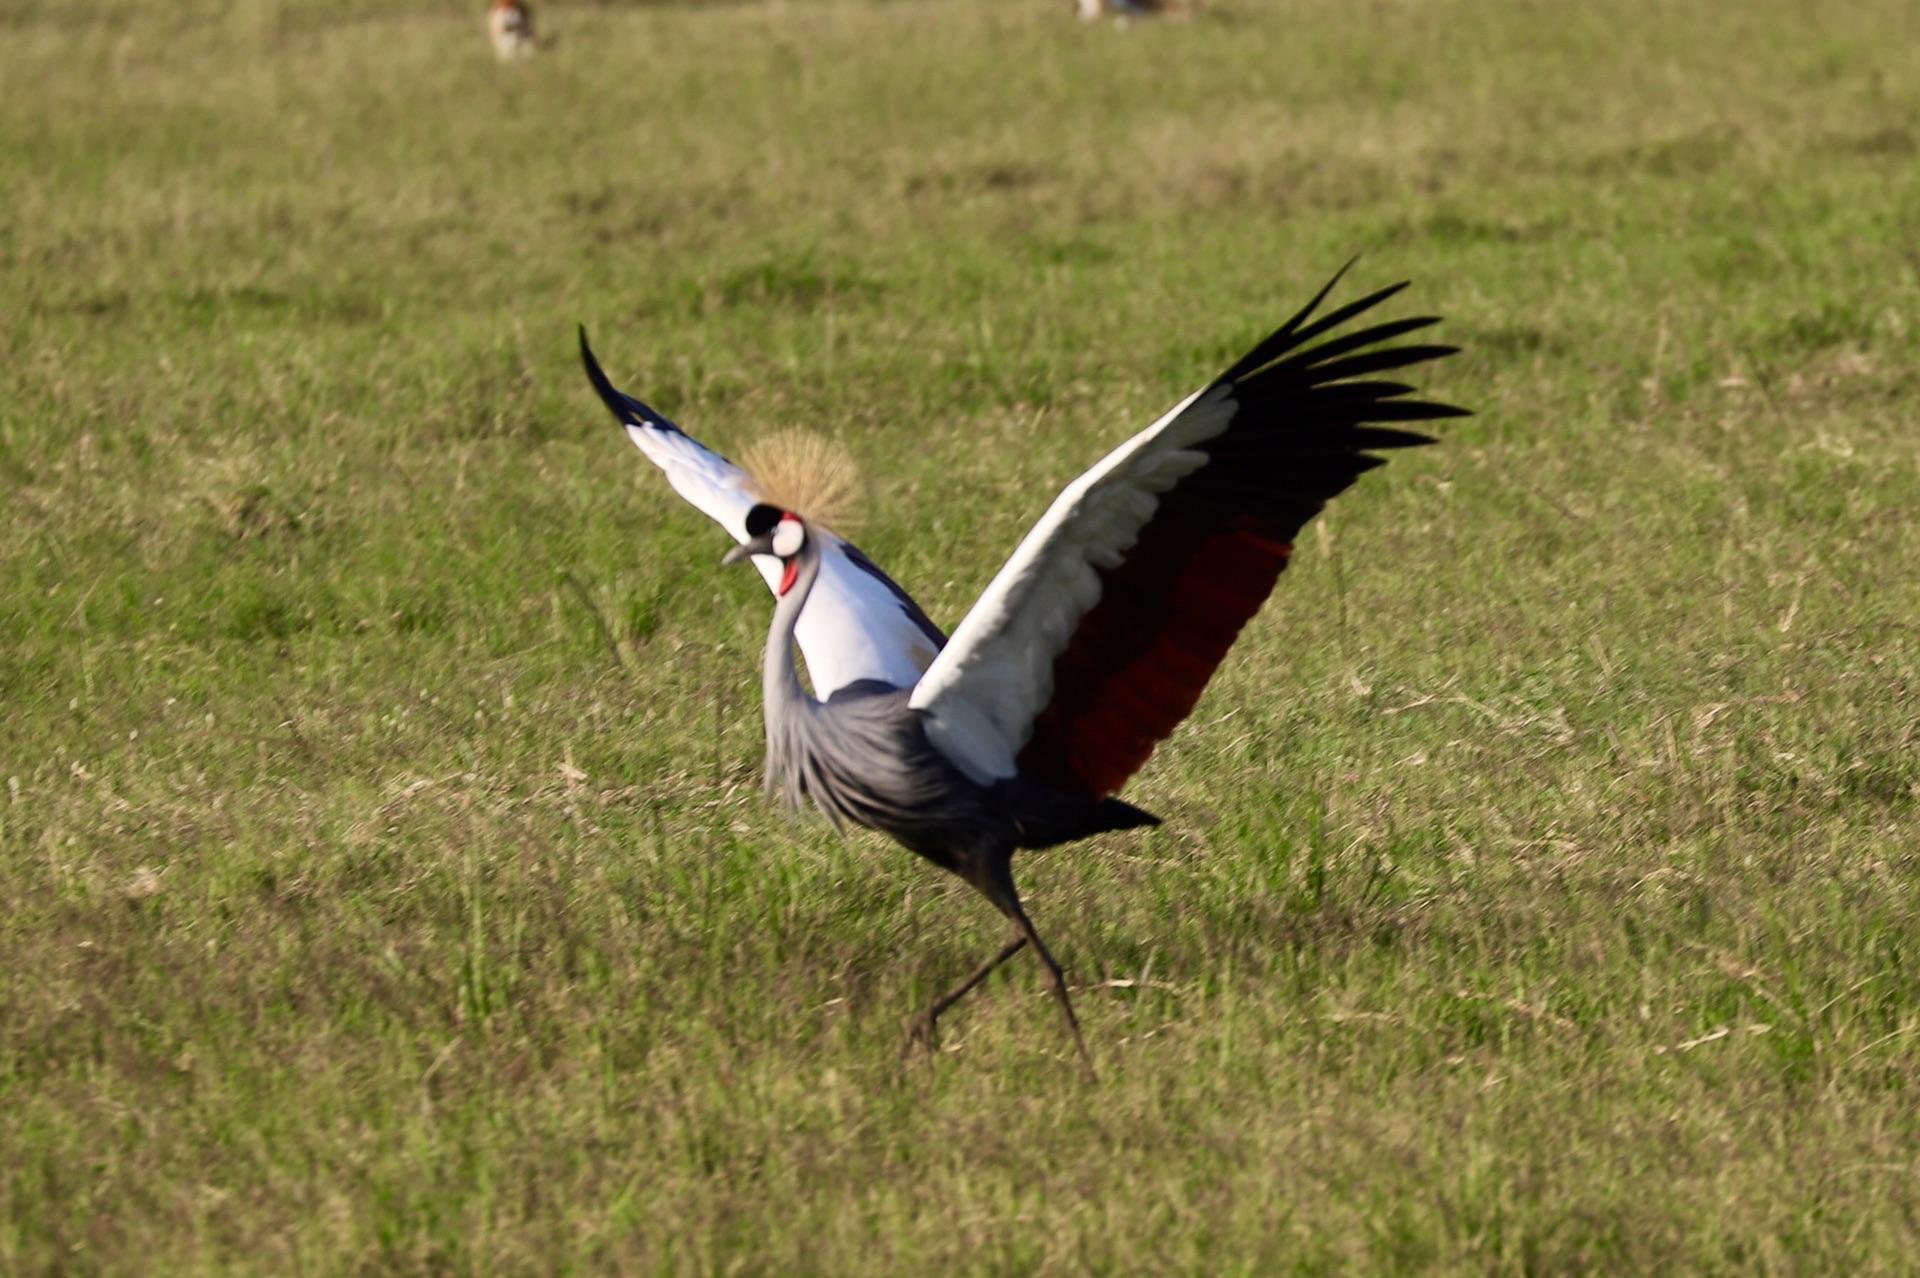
1014, 796, 1160, 850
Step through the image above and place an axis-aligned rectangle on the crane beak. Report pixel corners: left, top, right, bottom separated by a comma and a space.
722, 532, 775, 566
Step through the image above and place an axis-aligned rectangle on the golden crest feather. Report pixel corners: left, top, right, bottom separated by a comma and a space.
739, 430, 864, 532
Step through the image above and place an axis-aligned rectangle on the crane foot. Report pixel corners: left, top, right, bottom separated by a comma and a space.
899, 1008, 942, 1063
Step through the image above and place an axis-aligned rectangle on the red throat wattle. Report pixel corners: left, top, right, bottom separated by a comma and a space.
777, 559, 800, 596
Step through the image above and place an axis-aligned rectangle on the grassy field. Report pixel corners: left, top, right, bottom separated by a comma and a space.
5, 0, 1920, 1271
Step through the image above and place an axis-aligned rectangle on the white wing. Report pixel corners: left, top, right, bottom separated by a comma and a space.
907, 386, 1231, 784
908, 275, 1465, 793
581, 330, 944, 695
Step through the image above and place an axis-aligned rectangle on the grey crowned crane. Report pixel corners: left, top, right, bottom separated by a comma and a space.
580, 270, 1467, 1074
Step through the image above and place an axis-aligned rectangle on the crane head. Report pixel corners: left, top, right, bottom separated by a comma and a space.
723, 503, 808, 595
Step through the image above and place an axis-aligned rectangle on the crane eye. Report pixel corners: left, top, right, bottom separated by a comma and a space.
771, 517, 805, 559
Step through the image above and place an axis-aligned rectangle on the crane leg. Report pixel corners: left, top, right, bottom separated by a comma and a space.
966, 858, 1100, 1079
903, 856, 1097, 1080
901, 928, 1027, 1061
1006, 902, 1098, 1082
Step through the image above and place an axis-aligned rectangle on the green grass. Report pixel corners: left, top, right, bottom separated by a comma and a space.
5, 0, 1920, 1271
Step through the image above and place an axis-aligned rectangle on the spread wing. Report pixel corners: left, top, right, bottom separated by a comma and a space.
907, 272, 1467, 792
580, 329, 944, 695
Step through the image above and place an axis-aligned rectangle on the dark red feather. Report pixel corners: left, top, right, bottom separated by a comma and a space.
1019, 516, 1292, 795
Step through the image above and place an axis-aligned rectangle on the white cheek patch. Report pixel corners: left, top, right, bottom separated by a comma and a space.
771, 518, 805, 559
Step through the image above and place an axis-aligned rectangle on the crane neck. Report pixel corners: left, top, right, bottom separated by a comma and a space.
763, 537, 823, 717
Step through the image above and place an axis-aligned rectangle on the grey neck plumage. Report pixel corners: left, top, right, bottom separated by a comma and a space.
760, 538, 823, 807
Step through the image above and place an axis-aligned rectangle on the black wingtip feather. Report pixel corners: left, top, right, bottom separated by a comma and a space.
1344, 426, 1439, 451
1313, 380, 1424, 405
1362, 401, 1473, 423
578, 325, 630, 424
1218, 274, 1440, 389
1304, 344, 1461, 385
1263, 281, 1415, 370
1218, 261, 1366, 383
578, 326, 682, 436
1272, 315, 1443, 378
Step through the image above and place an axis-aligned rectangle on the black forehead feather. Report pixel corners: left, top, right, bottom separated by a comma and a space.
743, 503, 783, 537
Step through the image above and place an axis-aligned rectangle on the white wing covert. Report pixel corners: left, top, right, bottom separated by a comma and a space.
907, 386, 1235, 785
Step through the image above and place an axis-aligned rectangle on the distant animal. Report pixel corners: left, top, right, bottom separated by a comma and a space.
1076, 0, 1196, 21
580, 269, 1465, 1074
488, 0, 535, 59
